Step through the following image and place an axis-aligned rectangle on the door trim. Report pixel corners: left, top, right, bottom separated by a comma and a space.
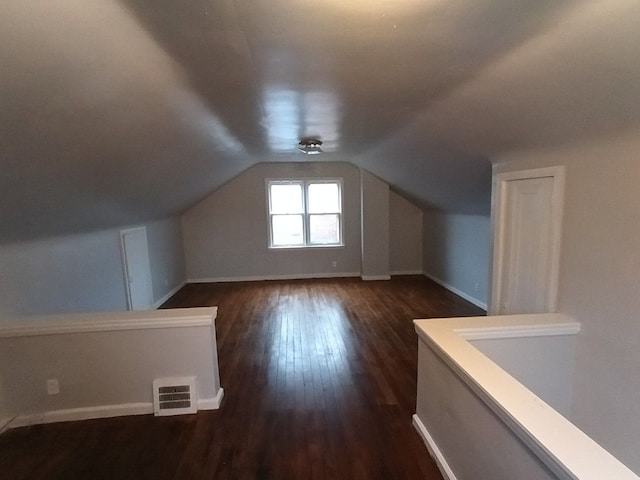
120, 226, 153, 310
490, 166, 565, 315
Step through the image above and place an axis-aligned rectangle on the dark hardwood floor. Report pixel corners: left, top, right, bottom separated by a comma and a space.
0, 276, 484, 479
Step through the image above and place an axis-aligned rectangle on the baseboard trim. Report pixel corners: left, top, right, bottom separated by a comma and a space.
361, 275, 391, 281
0, 417, 15, 435
154, 281, 187, 309
412, 414, 458, 480
188, 272, 361, 283
390, 270, 423, 276
10, 403, 154, 429
5, 391, 225, 431
198, 388, 224, 410
423, 272, 487, 310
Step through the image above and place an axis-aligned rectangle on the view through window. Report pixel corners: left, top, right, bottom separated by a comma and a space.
268, 179, 342, 247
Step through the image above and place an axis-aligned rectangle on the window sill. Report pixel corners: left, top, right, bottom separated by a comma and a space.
268, 244, 344, 251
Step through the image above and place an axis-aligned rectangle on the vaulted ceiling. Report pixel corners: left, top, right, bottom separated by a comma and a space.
2, 0, 640, 244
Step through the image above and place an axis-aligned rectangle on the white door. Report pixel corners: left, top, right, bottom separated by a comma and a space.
120, 227, 153, 310
491, 167, 564, 315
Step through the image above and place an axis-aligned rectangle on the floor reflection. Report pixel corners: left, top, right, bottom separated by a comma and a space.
261, 288, 356, 408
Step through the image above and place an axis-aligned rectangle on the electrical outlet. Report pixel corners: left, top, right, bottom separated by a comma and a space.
332, 260, 337, 268
46, 379, 60, 395
474, 282, 480, 293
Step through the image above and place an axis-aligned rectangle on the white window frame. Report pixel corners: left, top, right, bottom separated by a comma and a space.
267, 178, 343, 249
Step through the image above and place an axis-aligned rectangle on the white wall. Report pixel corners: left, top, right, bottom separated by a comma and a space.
422, 212, 490, 309
0, 217, 186, 317
389, 191, 423, 274
0, 308, 221, 426
494, 131, 640, 475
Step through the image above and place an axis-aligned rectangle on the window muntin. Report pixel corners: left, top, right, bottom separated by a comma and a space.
268, 179, 342, 248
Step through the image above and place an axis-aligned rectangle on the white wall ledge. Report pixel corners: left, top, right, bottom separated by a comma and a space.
414, 313, 639, 480
1, 307, 222, 428
0, 307, 217, 338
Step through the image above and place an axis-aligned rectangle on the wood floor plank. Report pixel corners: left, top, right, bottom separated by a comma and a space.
0, 276, 484, 479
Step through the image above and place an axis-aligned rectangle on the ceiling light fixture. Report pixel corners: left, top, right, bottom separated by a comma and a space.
298, 138, 323, 155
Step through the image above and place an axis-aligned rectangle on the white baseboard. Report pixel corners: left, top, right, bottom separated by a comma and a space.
390, 270, 423, 276
0, 417, 15, 434
188, 272, 361, 283
154, 281, 187, 309
10, 403, 154, 429
423, 272, 487, 310
412, 414, 458, 480
361, 275, 391, 281
4, 391, 225, 432
198, 387, 224, 410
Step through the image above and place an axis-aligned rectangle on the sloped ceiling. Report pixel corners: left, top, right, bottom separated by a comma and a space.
2, 0, 640, 243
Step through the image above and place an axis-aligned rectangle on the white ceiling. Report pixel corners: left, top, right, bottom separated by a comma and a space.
2, 0, 640, 243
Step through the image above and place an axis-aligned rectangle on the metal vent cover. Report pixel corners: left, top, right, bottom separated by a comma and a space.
153, 377, 197, 416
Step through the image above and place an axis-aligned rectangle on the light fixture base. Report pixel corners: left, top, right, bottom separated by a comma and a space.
298, 138, 323, 155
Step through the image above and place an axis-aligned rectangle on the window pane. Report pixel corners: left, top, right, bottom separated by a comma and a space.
308, 183, 340, 213
309, 214, 340, 244
270, 184, 303, 214
272, 215, 304, 246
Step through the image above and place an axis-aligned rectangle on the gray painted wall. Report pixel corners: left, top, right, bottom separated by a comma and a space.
389, 190, 423, 274
422, 212, 490, 308
0, 217, 186, 318
0, 371, 7, 430
146, 217, 187, 305
416, 340, 558, 480
471, 335, 576, 418
0, 311, 219, 420
182, 162, 363, 280
182, 162, 422, 281
0, 230, 128, 317
360, 170, 390, 279
494, 131, 640, 475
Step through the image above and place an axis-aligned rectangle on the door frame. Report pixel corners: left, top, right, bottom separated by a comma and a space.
489, 166, 565, 315
120, 226, 153, 310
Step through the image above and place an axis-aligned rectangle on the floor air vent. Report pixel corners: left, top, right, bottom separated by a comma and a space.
153, 377, 197, 416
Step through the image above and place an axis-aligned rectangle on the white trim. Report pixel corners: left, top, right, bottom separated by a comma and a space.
0, 307, 217, 338
490, 166, 565, 315
412, 414, 459, 480
458, 322, 581, 340
188, 272, 361, 283
361, 275, 391, 281
413, 314, 640, 480
423, 272, 487, 310
3, 391, 225, 432
198, 388, 224, 410
9, 403, 154, 429
0, 417, 16, 435
266, 177, 344, 248
120, 226, 153, 310
154, 281, 187, 309
268, 244, 345, 251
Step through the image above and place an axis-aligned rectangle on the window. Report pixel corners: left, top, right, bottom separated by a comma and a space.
268, 179, 342, 248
